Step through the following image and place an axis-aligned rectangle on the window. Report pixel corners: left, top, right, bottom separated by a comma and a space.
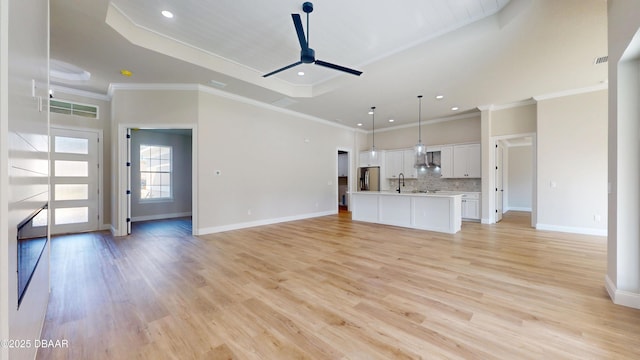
140, 145, 172, 200
50, 99, 99, 119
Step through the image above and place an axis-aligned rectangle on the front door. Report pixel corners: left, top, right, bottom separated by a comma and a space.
50, 128, 100, 234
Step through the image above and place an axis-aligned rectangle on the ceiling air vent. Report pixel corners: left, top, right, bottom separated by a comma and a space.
594, 56, 608, 65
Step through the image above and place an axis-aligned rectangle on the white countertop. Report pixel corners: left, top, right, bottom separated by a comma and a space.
353, 191, 462, 198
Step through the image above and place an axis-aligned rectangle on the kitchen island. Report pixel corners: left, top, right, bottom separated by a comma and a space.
351, 191, 462, 234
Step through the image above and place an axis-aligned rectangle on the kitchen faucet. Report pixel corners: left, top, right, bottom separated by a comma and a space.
397, 172, 405, 193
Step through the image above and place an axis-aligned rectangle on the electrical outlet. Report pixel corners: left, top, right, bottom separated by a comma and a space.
247, 209, 251, 215
594, 214, 601, 222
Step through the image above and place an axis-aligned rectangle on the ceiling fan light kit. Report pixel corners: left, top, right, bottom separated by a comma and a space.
263, 2, 362, 78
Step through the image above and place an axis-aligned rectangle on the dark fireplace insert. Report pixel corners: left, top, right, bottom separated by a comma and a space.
17, 203, 48, 307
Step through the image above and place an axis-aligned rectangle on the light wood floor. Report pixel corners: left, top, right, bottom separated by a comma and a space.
37, 212, 640, 359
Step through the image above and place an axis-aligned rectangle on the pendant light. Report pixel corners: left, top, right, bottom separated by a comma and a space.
370, 106, 377, 161
414, 95, 428, 170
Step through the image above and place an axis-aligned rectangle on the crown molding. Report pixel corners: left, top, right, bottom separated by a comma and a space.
532, 82, 608, 101
51, 85, 111, 101
478, 98, 537, 112
107, 82, 358, 132
372, 111, 480, 134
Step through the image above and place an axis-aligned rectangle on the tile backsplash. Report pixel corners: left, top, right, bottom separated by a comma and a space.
387, 171, 481, 193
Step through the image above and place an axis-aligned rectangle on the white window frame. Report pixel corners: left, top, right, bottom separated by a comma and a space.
139, 144, 173, 202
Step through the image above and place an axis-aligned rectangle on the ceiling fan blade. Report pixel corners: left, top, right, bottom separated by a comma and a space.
263, 61, 303, 77
291, 14, 308, 49
314, 60, 363, 76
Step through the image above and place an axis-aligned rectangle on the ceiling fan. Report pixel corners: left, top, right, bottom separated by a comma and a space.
263, 2, 363, 78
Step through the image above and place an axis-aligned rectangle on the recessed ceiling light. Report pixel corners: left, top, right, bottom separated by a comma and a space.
161, 10, 174, 18
297, 71, 305, 76
388, 119, 394, 123
435, 95, 444, 100
357, 123, 363, 127
451, 106, 459, 111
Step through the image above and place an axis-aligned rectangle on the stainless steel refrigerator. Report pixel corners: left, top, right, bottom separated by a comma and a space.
359, 166, 380, 191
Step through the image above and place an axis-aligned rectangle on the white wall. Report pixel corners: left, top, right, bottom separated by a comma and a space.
606, 0, 640, 308
507, 145, 532, 211
491, 103, 536, 136
111, 86, 357, 235
536, 90, 607, 235
197, 88, 356, 233
130, 129, 192, 221
368, 115, 480, 151
0, 0, 50, 359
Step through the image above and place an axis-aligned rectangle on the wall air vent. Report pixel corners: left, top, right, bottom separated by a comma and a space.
50, 99, 98, 119
594, 56, 608, 65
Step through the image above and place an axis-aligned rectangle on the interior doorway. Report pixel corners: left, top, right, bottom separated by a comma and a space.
493, 135, 535, 227
337, 150, 350, 213
127, 129, 193, 234
118, 124, 197, 236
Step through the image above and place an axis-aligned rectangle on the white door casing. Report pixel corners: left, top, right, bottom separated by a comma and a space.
495, 142, 504, 222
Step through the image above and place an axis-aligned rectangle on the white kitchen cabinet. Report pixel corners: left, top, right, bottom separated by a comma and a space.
359, 150, 384, 167
452, 143, 481, 178
385, 149, 417, 178
385, 150, 404, 178
352, 192, 462, 234
402, 149, 418, 178
461, 192, 481, 221
338, 153, 348, 177
440, 146, 453, 178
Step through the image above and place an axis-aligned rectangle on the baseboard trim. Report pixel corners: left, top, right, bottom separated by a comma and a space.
131, 212, 192, 222
605, 275, 640, 309
505, 207, 532, 212
535, 223, 606, 236
197, 210, 337, 235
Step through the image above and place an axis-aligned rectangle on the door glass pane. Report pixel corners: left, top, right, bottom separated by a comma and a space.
55, 136, 89, 154
55, 160, 88, 177
55, 207, 88, 225
32, 209, 48, 227
55, 184, 89, 200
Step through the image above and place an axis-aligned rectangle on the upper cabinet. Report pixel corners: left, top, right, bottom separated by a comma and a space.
402, 149, 418, 178
440, 146, 453, 178
385, 150, 403, 178
372, 143, 480, 179
385, 149, 418, 178
452, 143, 481, 178
359, 150, 385, 167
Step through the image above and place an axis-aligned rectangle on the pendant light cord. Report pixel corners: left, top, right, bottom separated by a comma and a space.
371, 106, 376, 149
418, 95, 423, 143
